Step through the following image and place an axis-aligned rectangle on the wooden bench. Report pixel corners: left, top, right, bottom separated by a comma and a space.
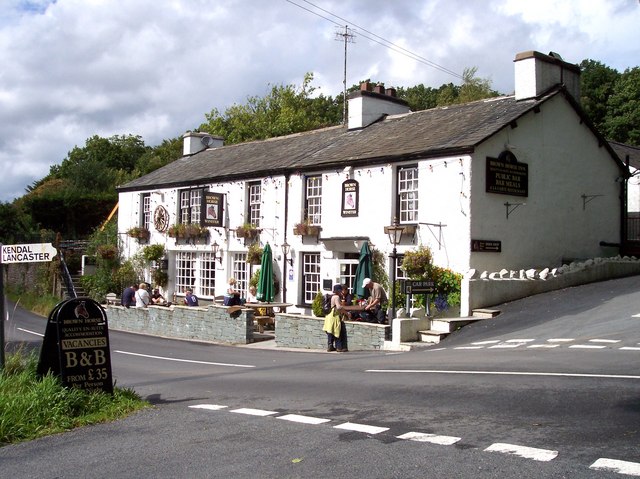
254, 316, 274, 333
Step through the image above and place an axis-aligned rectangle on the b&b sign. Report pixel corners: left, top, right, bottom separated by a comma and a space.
1, 243, 57, 263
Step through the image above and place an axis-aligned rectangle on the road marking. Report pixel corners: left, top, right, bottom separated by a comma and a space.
471, 340, 500, 345
277, 414, 331, 425
505, 339, 535, 343
231, 408, 278, 416
454, 346, 484, 350
189, 404, 228, 411
485, 442, 558, 462
16, 327, 43, 337
489, 344, 521, 348
569, 345, 606, 349
426, 347, 447, 351
334, 422, 389, 434
528, 344, 559, 348
397, 431, 461, 445
620, 347, 640, 351
591, 458, 640, 476
365, 369, 640, 380
589, 339, 620, 343
632, 314, 640, 318
114, 350, 255, 368
547, 338, 574, 342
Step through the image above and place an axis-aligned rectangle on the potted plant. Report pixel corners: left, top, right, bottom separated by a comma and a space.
142, 244, 165, 262
247, 243, 263, 264
292, 219, 321, 236
151, 269, 168, 288
126, 226, 150, 241
96, 244, 118, 260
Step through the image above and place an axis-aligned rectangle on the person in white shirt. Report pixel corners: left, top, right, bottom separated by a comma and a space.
135, 283, 150, 308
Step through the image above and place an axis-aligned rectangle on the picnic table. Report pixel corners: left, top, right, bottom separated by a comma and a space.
243, 302, 292, 333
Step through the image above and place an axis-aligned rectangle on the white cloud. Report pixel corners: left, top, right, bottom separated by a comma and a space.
0, 0, 638, 203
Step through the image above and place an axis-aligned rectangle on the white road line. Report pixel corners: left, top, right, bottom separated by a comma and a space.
334, 422, 389, 435
16, 327, 44, 337
632, 314, 640, 318
114, 350, 255, 368
528, 344, 559, 348
472, 340, 500, 345
189, 404, 228, 411
365, 369, 640, 380
426, 347, 447, 351
547, 338, 574, 342
231, 408, 278, 416
397, 431, 461, 445
589, 339, 621, 343
591, 458, 640, 476
505, 339, 535, 343
454, 346, 484, 350
569, 345, 606, 349
484, 443, 558, 462
620, 347, 640, 351
277, 414, 331, 425
488, 344, 521, 348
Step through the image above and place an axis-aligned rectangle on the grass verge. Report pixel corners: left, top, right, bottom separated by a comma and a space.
0, 347, 150, 446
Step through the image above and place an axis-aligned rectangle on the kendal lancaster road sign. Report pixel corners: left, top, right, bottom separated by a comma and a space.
1, 243, 58, 263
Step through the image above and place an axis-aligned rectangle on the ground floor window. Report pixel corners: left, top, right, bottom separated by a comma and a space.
200, 252, 217, 297
175, 251, 196, 294
232, 252, 249, 296
302, 252, 321, 304
339, 259, 358, 296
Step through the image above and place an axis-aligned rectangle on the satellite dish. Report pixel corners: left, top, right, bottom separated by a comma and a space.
201, 135, 214, 147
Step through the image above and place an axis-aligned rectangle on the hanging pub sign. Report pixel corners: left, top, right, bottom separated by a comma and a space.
202, 192, 224, 227
37, 298, 113, 394
341, 179, 359, 217
471, 239, 502, 252
486, 150, 528, 197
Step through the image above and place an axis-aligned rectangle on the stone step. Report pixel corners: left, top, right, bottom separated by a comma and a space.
471, 308, 501, 319
430, 316, 481, 333
418, 329, 449, 344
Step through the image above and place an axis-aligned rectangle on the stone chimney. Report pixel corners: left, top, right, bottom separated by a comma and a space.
347, 82, 411, 129
182, 131, 224, 156
514, 51, 581, 102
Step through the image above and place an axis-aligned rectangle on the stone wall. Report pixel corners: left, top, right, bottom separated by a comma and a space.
275, 314, 388, 351
105, 304, 254, 344
462, 256, 640, 316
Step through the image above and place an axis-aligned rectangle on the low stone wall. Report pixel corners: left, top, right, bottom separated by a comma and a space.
105, 304, 254, 344
462, 256, 640, 316
275, 313, 388, 351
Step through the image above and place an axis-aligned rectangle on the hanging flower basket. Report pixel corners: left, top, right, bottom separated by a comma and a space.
235, 224, 261, 240
167, 224, 209, 240
293, 222, 321, 236
126, 227, 150, 241
97, 244, 118, 260
247, 243, 263, 264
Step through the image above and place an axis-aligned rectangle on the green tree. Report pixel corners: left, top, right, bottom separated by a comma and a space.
134, 137, 183, 176
199, 73, 341, 144
457, 67, 500, 103
603, 67, 640, 145
580, 59, 620, 131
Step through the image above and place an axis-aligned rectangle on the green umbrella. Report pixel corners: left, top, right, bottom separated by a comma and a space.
256, 243, 274, 302
354, 240, 373, 299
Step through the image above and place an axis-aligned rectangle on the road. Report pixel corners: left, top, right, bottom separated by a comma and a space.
2, 275, 640, 478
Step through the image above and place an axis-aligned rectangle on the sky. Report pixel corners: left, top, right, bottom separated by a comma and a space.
0, 0, 638, 203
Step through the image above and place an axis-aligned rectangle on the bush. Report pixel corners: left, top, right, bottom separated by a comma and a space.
312, 291, 324, 317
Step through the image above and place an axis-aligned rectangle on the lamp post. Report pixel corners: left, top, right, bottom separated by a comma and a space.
281, 242, 291, 303
211, 240, 222, 264
384, 217, 405, 329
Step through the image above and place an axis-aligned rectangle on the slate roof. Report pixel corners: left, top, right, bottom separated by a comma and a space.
610, 141, 640, 171
118, 87, 614, 192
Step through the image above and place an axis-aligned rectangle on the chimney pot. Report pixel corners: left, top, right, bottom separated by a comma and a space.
373, 83, 385, 94
385, 87, 397, 97
360, 81, 371, 92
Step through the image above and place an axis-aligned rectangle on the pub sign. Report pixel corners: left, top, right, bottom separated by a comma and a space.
202, 192, 224, 228
341, 179, 359, 217
486, 150, 528, 197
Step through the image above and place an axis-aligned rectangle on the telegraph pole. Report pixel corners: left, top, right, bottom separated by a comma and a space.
335, 25, 355, 125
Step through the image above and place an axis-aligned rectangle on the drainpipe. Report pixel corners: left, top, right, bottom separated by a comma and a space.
622, 155, 630, 252
283, 173, 290, 303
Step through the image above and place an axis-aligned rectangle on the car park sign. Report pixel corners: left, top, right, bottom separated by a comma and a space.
1, 243, 57, 263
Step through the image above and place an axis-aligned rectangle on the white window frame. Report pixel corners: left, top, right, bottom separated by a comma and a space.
199, 252, 217, 297
302, 252, 321, 304
398, 166, 419, 223
305, 176, 322, 226
232, 252, 249, 297
179, 188, 203, 225
141, 193, 151, 230
248, 181, 261, 227
175, 251, 196, 294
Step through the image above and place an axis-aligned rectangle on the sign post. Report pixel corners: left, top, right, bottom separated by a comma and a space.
403, 280, 435, 316
0, 242, 58, 370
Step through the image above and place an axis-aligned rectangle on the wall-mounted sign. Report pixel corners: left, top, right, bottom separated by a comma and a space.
37, 298, 113, 394
1, 243, 57, 264
471, 239, 502, 252
486, 151, 528, 197
341, 179, 359, 217
202, 192, 224, 227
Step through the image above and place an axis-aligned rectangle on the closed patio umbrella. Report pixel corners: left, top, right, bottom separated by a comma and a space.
257, 243, 274, 302
354, 240, 373, 299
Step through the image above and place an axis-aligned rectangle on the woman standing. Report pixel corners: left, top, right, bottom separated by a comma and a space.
322, 284, 348, 352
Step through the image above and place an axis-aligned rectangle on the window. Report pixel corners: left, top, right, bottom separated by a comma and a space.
141, 193, 151, 230
302, 252, 321, 303
175, 252, 196, 294
179, 188, 203, 224
339, 253, 359, 296
248, 181, 261, 227
232, 252, 248, 296
200, 252, 217, 297
398, 166, 418, 223
305, 176, 322, 225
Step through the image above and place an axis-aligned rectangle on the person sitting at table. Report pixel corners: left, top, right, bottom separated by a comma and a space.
361, 278, 387, 324
150, 288, 168, 306
184, 288, 199, 306
246, 285, 258, 303
223, 277, 242, 306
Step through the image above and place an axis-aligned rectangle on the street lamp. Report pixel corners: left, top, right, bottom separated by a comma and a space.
211, 240, 223, 264
281, 241, 293, 265
384, 217, 405, 328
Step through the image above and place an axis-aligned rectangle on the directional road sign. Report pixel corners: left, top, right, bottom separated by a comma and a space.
1, 243, 58, 264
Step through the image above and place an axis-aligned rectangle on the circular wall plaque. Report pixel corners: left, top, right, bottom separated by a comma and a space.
153, 205, 169, 232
